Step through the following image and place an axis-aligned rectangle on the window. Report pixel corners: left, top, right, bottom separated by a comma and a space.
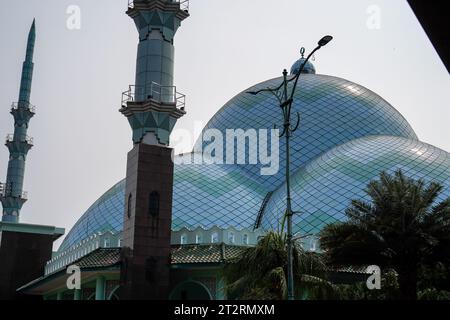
118, 238, 122, 247
211, 232, 219, 244
310, 238, 316, 252
195, 234, 202, 244
228, 232, 235, 244
243, 234, 249, 245
180, 234, 187, 245
104, 238, 110, 248
148, 191, 160, 216
127, 193, 132, 219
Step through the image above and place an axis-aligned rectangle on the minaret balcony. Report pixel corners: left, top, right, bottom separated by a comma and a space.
0, 182, 27, 200
10, 102, 36, 123
5, 134, 34, 146
121, 82, 186, 112
11, 102, 36, 114
0, 182, 6, 197
128, 0, 190, 12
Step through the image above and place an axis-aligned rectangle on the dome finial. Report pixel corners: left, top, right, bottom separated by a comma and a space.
300, 47, 305, 59
290, 47, 316, 75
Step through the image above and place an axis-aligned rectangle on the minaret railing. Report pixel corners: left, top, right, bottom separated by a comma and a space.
11, 102, 36, 113
0, 182, 28, 199
5, 134, 34, 145
0, 182, 6, 197
122, 82, 186, 110
128, 0, 189, 11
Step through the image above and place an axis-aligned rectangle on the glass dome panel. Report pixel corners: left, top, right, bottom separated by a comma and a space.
262, 136, 450, 236
196, 74, 418, 191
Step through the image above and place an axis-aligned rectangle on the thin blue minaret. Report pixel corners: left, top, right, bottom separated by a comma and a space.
0, 20, 36, 223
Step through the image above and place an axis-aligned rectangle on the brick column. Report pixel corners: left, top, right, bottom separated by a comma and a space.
120, 144, 174, 300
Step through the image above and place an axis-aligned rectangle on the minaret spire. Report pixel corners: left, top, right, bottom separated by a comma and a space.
21, 19, 35, 102
0, 20, 36, 223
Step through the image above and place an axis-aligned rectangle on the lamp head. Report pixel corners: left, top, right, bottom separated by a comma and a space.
318, 35, 333, 47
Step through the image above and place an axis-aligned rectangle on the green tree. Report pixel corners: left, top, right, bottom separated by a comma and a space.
320, 170, 450, 300
334, 269, 401, 300
223, 231, 336, 300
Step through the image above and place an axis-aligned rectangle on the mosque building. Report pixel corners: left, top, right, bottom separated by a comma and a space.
1, 0, 450, 300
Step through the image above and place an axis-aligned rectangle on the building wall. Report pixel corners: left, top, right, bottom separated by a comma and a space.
0, 230, 54, 300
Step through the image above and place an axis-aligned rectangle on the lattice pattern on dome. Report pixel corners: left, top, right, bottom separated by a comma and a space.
262, 136, 450, 236
196, 74, 418, 191
58, 181, 125, 252
171, 154, 267, 231
59, 155, 266, 252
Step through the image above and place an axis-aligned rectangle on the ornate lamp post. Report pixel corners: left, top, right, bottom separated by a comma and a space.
247, 35, 333, 300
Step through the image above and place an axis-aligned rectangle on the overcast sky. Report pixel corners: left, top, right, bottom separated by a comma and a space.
0, 0, 448, 249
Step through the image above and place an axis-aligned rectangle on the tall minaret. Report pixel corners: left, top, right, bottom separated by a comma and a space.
119, 0, 189, 300
0, 20, 36, 223
120, 0, 188, 145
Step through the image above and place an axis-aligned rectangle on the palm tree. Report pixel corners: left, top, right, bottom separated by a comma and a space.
223, 231, 336, 300
320, 170, 450, 300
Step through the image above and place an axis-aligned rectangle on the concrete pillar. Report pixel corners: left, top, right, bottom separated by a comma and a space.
74, 289, 82, 300
56, 291, 63, 300
95, 276, 106, 300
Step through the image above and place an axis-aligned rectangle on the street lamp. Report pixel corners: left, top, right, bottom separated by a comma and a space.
247, 35, 333, 300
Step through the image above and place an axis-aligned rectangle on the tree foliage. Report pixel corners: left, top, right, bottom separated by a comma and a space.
223, 231, 336, 300
320, 170, 450, 300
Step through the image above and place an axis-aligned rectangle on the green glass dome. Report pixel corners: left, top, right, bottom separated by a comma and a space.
196, 74, 418, 190
59, 69, 450, 254
262, 136, 450, 236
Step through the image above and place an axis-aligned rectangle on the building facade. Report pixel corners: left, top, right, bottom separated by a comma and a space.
4, 1, 450, 300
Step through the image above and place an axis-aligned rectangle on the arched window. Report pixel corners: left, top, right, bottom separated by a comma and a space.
243, 234, 249, 245
180, 234, 188, 245
211, 232, 219, 244
228, 232, 235, 244
104, 238, 110, 248
148, 191, 160, 216
127, 193, 132, 219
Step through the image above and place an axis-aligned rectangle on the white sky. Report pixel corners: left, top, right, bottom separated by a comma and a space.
0, 0, 449, 249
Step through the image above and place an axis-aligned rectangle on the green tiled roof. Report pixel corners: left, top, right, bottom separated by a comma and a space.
171, 244, 248, 264
46, 247, 369, 272
329, 265, 371, 274
74, 248, 121, 269
57, 244, 248, 271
